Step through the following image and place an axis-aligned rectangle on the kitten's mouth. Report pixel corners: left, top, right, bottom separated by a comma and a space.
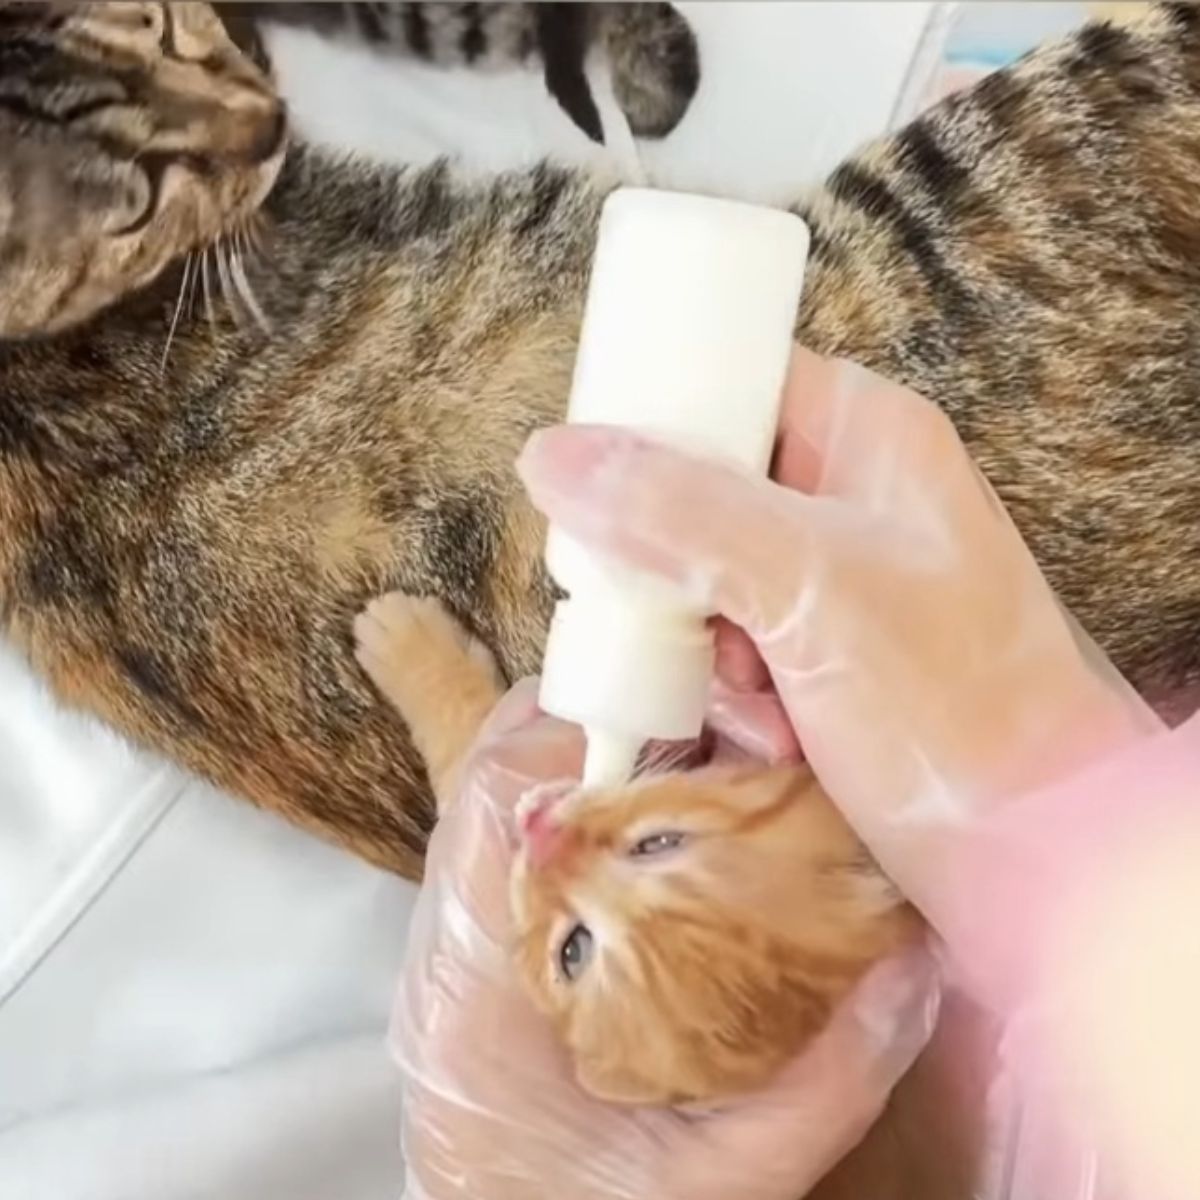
636, 729, 717, 776
637, 719, 804, 776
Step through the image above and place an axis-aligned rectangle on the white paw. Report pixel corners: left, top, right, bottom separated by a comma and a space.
353, 591, 499, 683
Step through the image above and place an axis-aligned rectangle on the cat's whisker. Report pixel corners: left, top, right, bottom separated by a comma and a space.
186, 247, 202, 319
234, 224, 252, 271
200, 245, 216, 331
230, 228, 272, 335
159, 252, 193, 379
238, 224, 271, 301
252, 231, 272, 279
246, 227, 262, 269
243, 213, 268, 261
214, 236, 245, 331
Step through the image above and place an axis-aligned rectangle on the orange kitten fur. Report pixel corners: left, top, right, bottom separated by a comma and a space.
509, 766, 920, 1105
354, 592, 503, 803
355, 591, 920, 1106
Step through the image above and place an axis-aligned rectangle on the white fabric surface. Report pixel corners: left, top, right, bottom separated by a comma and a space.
0, 6, 947, 1197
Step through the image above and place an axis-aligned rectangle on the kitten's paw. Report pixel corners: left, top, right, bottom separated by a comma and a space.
355, 592, 506, 802
354, 592, 500, 692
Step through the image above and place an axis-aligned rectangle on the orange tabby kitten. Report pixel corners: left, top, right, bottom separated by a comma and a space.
354, 590, 920, 1107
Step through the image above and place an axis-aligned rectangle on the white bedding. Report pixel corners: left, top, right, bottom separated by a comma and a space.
0, 6, 975, 1197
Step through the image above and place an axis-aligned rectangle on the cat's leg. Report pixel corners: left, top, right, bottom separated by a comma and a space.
354, 593, 503, 812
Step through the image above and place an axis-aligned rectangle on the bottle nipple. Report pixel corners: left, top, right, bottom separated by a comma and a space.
581, 726, 642, 787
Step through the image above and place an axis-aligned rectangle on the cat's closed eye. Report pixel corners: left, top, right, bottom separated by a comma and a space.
629, 831, 686, 857
558, 923, 594, 982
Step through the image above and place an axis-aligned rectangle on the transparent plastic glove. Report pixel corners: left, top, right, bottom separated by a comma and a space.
395, 678, 940, 1200
517, 346, 1158, 981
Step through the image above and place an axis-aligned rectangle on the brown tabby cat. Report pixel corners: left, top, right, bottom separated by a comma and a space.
223, 2, 701, 143
354, 590, 985, 1200
0, 1, 285, 336
4, 0, 1200, 886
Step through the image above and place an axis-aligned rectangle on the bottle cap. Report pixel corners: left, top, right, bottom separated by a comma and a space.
580, 728, 642, 790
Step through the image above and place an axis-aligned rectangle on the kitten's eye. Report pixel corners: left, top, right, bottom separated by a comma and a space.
558, 923, 594, 982
629, 831, 686, 857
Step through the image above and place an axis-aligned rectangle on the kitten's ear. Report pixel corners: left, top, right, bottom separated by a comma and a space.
715, 763, 819, 816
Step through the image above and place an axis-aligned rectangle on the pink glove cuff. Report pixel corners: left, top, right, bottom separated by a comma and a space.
937, 712, 1200, 1012
935, 714, 1200, 1199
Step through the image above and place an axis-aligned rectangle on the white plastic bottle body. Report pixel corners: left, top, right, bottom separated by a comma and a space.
538, 188, 810, 785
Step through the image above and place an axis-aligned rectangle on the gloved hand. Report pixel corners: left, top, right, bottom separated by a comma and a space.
395, 678, 939, 1200
517, 346, 1158, 970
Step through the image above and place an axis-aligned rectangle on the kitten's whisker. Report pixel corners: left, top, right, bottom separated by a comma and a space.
159, 252, 193, 379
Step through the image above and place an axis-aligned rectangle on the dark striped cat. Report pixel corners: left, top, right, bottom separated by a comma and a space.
222, 2, 701, 143
4, 0, 1200, 883
0, 1, 284, 336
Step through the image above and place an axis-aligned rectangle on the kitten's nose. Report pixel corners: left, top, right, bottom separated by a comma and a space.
517, 792, 568, 869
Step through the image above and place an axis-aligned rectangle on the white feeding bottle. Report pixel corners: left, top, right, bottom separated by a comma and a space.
538, 187, 810, 787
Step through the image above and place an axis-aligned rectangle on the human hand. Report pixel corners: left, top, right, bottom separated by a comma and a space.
395, 679, 939, 1200
517, 347, 1157, 941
